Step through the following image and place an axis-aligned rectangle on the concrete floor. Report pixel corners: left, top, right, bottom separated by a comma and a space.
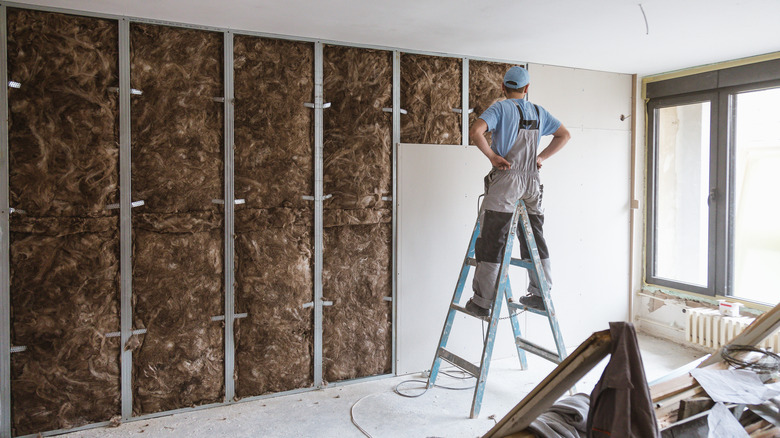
64, 333, 702, 438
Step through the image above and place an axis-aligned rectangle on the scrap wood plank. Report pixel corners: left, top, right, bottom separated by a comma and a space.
650, 361, 728, 403
701, 302, 780, 367
654, 386, 707, 423
482, 330, 612, 438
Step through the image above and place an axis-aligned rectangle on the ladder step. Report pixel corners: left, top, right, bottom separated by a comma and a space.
437, 348, 480, 378
510, 258, 534, 269
507, 301, 549, 317
451, 303, 490, 321
467, 257, 533, 270
515, 337, 562, 365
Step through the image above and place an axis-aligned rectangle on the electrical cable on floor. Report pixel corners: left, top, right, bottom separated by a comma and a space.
350, 368, 477, 438
350, 393, 378, 438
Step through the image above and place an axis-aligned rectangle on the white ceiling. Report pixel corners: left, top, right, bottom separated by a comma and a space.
14, 0, 780, 75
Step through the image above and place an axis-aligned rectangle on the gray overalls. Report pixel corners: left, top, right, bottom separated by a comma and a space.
470, 103, 553, 309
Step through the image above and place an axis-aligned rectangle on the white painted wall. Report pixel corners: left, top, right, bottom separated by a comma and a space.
397, 64, 633, 375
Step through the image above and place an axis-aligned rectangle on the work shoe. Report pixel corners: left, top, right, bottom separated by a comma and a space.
518, 294, 545, 311
465, 299, 490, 317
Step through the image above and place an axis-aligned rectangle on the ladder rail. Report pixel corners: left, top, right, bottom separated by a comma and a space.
470, 200, 522, 418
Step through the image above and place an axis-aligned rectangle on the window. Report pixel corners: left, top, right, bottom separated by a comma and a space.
646, 59, 780, 305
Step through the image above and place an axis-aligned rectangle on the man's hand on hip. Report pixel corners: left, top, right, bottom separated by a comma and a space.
490, 154, 511, 170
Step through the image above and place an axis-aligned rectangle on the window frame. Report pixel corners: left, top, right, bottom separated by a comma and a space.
645, 58, 780, 300
646, 92, 720, 296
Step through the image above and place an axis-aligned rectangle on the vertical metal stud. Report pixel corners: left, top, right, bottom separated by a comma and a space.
1, 6, 12, 437
462, 58, 469, 146
391, 50, 400, 374
313, 41, 324, 388
118, 18, 133, 422
222, 31, 236, 403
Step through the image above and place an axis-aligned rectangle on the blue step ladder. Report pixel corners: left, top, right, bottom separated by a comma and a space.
427, 199, 570, 418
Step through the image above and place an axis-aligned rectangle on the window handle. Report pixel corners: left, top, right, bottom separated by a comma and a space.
707, 188, 717, 206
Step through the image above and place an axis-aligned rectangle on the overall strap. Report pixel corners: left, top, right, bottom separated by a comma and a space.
514, 101, 540, 132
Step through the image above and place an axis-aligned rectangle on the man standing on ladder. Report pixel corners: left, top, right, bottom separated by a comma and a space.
465, 66, 571, 316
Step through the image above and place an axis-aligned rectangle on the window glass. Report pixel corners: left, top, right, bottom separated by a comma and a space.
732, 88, 780, 304
655, 102, 711, 286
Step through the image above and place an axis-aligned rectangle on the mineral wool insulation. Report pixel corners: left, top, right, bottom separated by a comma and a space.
233, 35, 315, 397
7, 9, 121, 435
469, 60, 513, 146
322, 46, 393, 381
130, 23, 225, 415
401, 53, 462, 145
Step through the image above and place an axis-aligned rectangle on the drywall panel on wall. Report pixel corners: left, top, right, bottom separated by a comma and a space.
129, 23, 225, 415
518, 64, 632, 348
469, 60, 512, 145
401, 53, 462, 145
321, 45, 393, 382
233, 35, 315, 397
6, 9, 121, 435
398, 65, 633, 374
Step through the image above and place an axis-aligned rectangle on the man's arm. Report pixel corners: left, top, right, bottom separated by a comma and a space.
536, 124, 571, 169
470, 119, 511, 170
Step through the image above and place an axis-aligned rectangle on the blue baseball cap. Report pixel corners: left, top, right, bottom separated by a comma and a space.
503, 66, 529, 90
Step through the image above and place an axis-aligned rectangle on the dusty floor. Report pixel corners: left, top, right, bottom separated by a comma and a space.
60, 333, 703, 438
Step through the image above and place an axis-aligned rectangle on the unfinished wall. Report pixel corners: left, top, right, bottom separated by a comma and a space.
322, 45, 393, 381
401, 53, 462, 145
469, 60, 512, 146
129, 23, 225, 415
233, 35, 315, 397
6, 9, 121, 435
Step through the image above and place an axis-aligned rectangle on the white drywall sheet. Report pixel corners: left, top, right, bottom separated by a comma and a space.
397, 64, 633, 375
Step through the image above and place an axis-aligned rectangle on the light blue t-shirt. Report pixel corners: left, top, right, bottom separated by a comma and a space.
479, 99, 561, 157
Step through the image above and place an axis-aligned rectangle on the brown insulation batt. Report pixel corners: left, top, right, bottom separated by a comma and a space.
234, 35, 313, 210
323, 45, 392, 210
232, 35, 315, 397
10, 218, 120, 436
6, 8, 119, 217
322, 222, 392, 382
130, 23, 223, 213
469, 60, 513, 146
6, 9, 121, 435
131, 216, 224, 414
401, 53, 462, 145
234, 208, 313, 397
129, 23, 225, 414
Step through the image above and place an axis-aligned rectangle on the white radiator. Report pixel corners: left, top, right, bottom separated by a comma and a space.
685, 307, 780, 352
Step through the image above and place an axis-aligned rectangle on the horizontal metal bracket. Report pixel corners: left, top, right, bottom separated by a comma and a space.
10, 346, 26, 354
9, 208, 25, 214
382, 107, 407, 115
108, 87, 142, 95
302, 194, 332, 201
211, 199, 245, 205
303, 102, 332, 109
105, 328, 147, 338
8, 80, 20, 88
381, 196, 392, 202
451, 108, 474, 114
106, 200, 144, 210
383, 297, 393, 302
211, 313, 248, 321
304, 298, 333, 308
212, 97, 225, 103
